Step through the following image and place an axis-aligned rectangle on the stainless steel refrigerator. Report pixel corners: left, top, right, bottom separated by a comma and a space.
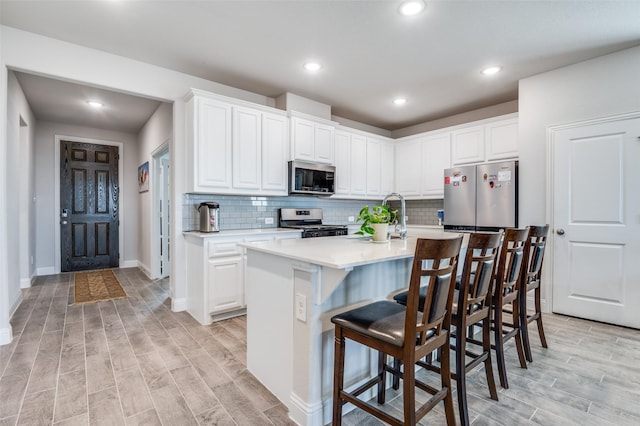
443, 161, 518, 232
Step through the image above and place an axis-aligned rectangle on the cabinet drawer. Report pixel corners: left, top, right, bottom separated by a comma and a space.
208, 241, 242, 258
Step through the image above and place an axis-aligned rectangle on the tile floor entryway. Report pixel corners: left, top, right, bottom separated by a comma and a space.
1, 268, 640, 425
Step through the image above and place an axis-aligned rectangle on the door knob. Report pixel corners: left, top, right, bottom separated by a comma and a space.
556, 228, 565, 235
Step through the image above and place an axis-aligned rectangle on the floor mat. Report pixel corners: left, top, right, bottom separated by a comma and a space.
73, 269, 127, 304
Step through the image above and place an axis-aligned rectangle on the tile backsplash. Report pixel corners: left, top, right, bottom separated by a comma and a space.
182, 194, 444, 231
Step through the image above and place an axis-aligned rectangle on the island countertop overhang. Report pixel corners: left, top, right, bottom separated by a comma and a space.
239, 230, 464, 270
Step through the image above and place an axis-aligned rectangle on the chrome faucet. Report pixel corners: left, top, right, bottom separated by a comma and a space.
382, 193, 407, 240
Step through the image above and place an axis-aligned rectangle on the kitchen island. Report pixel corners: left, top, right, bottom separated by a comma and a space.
240, 230, 462, 426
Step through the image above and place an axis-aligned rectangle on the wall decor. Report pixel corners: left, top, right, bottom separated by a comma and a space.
138, 161, 149, 192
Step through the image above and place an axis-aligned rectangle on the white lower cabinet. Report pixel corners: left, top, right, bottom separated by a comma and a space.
184, 231, 301, 325
207, 255, 244, 315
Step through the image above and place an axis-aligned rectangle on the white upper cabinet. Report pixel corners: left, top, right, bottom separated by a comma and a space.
261, 112, 289, 192
395, 134, 451, 199
451, 124, 485, 165
380, 141, 395, 195
334, 131, 351, 195
186, 96, 233, 192
420, 133, 451, 197
395, 139, 422, 196
350, 134, 367, 196
185, 90, 288, 195
333, 128, 392, 199
485, 116, 518, 161
366, 138, 382, 196
451, 113, 519, 165
232, 106, 261, 190
291, 113, 335, 164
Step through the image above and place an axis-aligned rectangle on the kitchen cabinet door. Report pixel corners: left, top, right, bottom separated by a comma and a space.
232, 106, 261, 190
451, 125, 485, 165
261, 112, 288, 193
334, 130, 351, 195
291, 116, 335, 164
366, 138, 382, 196
350, 134, 367, 196
315, 123, 335, 164
207, 255, 244, 315
420, 133, 451, 197
395, 139, 421, 196
292, 118, 315, 161
190, 97, 232, 191
381, 141, 395, 195
485, 117, 518, 161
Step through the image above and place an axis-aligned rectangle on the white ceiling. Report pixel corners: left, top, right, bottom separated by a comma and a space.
2, 0, 640, 132
13, 72, 163, 133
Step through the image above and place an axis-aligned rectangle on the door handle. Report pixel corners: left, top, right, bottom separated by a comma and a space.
556, 228, 565, 235
61, 220, 68, 225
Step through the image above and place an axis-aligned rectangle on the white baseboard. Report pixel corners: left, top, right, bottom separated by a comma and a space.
37, 266, 56, 276
121, 260, 138, 269
137, 261, 153, 279
289, 392, 324, 426
9, 291, 23, 318
0, 327, 13, 346
527, 296, 549, 313
172, 297, 187, 312
20, 277, 31, 289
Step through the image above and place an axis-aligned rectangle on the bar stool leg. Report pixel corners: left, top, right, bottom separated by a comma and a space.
455, 325, 470, 426
332, 328, 346, 425
535, 287, 548, 348
520, 289, 534, 362
493, 306, 509, 389
512, 302, 528, 369
483, 314, 499, 401
377, 351, 386, 404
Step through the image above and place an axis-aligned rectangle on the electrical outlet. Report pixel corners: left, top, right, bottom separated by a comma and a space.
265, 217, 274, 225
295, 293, 307, 322
348, 216, 355, 223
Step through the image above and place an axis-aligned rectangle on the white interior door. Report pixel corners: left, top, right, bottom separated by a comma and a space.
552, 115, 640, 328
159, 156, 170, 277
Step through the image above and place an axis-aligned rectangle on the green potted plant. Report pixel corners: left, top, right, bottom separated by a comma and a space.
354, 204, 398, 242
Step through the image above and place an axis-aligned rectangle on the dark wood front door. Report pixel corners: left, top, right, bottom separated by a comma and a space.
60, 140, 119, 272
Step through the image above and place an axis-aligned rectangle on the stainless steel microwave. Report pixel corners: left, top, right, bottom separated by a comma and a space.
288, 160, 335, 196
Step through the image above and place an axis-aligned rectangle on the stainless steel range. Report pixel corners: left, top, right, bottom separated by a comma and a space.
279, 208, 348, 238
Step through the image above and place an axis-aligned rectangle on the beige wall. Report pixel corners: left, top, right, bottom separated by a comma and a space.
137, 102, 173, 276
518, 45, 640, 311
33, 121, 140, 272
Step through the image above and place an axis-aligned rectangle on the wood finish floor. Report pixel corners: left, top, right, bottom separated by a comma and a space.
1, 268, 639, 425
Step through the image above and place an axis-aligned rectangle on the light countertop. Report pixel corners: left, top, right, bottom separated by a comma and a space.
183, 228, 302, 239
240, 229, 464, 270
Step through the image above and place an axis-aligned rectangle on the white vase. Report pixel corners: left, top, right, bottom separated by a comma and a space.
370, 223, 389, 242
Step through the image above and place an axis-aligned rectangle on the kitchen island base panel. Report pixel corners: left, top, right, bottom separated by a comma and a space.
245, 247, 413, 426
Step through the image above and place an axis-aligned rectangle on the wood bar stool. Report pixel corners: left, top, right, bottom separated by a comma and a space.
519, 224, 550, 362
491, 227, 529, 389
331, 236, 463, 426
394, 232, 503, 426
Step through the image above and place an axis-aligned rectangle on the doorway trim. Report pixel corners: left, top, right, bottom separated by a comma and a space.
151, 140, 170, 279
545, 110, 640, 314
54, 135, 125, 274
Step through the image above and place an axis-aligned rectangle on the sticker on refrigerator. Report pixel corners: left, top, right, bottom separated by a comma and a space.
498, 171, 512, 182
444, 176, 451, 185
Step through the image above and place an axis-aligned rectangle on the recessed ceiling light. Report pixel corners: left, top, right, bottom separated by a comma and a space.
481, 66, 502, 76
303, 62, 322, 72
393, 97, 408, 106
87, 100, 104, 108
399, 0, 426, 16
